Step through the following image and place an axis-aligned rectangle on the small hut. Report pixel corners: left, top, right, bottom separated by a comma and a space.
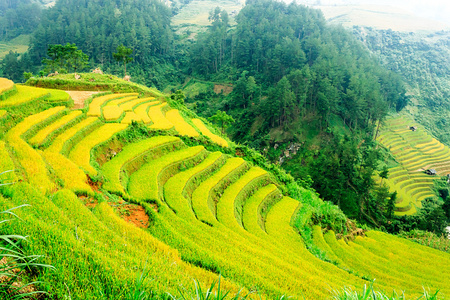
425, 169, 437, 175
410, 126, 417, 131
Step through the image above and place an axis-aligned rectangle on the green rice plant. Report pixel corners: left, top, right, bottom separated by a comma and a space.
326, 231, 450, 295
68, 123, 128, 175
41, 150, 92, 194
101, 136, 181, 196
0, 85, 49, 108
0, 141, 17, 186
134, 101, 160, 124
332, 281, 440, 300
128, 145, 206, 201
46, 116, 99, 153
87, 93, 137, 116
192, 118, 228, 147
311, 225, 348, 268
398, 230, 450, 253
120, 97, 155, 111
121, 111, 142, 124
5, 107, 66, 193
28, 110, 82, 146
168, 276, 250, 300
102, 104, 124, 121
103, 95, 138, 107
216, 167, 269, 229
164, 152, 224, 220
241, 184, 278, 235
166, 109, 200, 137
45, 89, 71, 103
191, 157, 246, 225
0, 204, 55, 299
148, 103, 174, 130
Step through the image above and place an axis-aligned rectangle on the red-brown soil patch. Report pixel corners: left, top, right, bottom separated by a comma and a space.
66, 91, 101, 109
116, 204, 149, 228
214, 84, 233, 96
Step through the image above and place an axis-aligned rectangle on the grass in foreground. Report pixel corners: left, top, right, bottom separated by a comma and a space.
332, 281, 440, 300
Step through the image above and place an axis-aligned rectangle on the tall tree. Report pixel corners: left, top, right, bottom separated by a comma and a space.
113, 44, 133, 76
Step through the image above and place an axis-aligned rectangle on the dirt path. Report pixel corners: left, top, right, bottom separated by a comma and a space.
66, 91, 101, 109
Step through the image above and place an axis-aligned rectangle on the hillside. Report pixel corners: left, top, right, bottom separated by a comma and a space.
315, 4, 449, 32
0, 75, 449, 298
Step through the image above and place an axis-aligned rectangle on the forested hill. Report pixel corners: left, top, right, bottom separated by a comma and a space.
352, 27, 450, 145
27, 0, 175, 87
188, 0, 407, 140
184, 0, 408, 222
0, 0, 45, 40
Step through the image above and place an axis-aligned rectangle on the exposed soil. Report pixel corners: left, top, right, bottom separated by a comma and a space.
0, 257, 37, 296
87, 176, 102, 192
214, 84, 233, 96
66, 91, 101, 109
80, 195, 150, 228
117, 203, 149, 228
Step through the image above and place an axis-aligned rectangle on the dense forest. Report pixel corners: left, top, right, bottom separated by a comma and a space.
183, 1, 408, 224
0, 0, 45, 40
0, 0, 433, 229
353, 27, 450, 145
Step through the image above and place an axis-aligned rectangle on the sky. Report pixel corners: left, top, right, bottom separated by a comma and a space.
286, 0, 450, 25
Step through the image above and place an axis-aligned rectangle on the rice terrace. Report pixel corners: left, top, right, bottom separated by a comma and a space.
0, 73, 449, 299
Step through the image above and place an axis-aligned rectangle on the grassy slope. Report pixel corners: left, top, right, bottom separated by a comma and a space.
0, 76, 449, 298
0, 35, 30, 59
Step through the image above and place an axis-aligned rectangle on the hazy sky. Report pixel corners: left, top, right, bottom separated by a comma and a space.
286, 0, 450, 25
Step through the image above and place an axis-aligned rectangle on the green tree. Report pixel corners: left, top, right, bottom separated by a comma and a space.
208, 110, 235, 135
42, 43, 89, 73
379, 165, 389, 186
386, 191, 397, 219
113, 44, 133, 76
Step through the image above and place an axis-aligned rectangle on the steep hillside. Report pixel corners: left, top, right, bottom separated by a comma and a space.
1, 76, 449, 298
376, 115, 445, 215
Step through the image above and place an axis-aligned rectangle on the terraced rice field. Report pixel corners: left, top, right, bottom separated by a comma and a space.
0, 78, 15, 96
1, 79, 449, 298
377, 116, 450, 215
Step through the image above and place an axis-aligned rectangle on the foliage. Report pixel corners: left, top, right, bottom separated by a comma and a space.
0, 0, 42, 40
398, 229, 450, 254
208, 110, 234, 135
27, 0, 175, 88
332, 281, 440, 300
42, 43, 89, 74
0, 205, 55, 300
353, 28, 450, 145
113, 44, 134, 76
168, 276, 249, 300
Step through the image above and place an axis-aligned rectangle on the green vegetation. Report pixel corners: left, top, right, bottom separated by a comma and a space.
113, 44, 133, 77
0, 0, 449, 296
353, 28, 450, 146
0, 77, 447, 298
42, 43, 89, 73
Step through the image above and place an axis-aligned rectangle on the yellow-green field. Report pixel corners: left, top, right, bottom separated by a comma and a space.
1, 78, 449, 299
377, 115, 449, 215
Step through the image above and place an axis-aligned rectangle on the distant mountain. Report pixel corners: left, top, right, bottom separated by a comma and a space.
308, 3, 450, 32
